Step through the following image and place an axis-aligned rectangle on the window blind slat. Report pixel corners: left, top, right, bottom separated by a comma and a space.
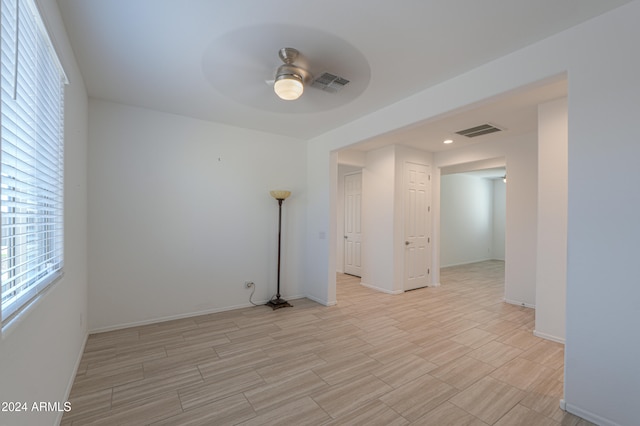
1, 0, 65, 324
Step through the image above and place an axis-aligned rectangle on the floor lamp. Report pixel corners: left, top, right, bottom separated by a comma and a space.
266, 190, 293, 310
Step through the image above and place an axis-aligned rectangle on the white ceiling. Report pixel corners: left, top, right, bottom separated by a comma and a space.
57, 0, 630, 146
348, 77, 568, 153
458, 168, 507, 180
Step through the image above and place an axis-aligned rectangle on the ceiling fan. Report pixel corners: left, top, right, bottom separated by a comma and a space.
272, 47, 350, 101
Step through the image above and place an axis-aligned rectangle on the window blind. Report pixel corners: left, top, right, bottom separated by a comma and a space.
1, 0, 66, 323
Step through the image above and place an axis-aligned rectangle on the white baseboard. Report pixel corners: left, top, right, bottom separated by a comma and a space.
360, 281, 439, 293
57, 330, 89, 424
563, 401, 623, 426
359, 281, 403, 295
305, 294, 337, 306
89, 295, 306, 334
441, 258, 503, 268
533, 330, 565, 344
504, 298, 535, 309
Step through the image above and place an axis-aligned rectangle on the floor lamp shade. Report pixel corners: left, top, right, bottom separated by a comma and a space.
269, 190, 291, 200
266, 190, 292, 309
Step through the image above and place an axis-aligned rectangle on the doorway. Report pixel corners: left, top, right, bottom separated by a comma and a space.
439, 164, 506, 292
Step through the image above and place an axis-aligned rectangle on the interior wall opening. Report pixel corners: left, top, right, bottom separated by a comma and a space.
329, 75, 566, 311
439, 162, 507, 298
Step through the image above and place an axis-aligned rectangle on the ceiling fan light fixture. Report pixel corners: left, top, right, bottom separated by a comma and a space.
274, 72, 303, 100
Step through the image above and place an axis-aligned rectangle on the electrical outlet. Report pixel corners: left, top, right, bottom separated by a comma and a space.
245, 281, 254, 289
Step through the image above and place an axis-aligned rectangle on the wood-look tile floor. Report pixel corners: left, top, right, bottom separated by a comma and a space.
62, 261, 594, 425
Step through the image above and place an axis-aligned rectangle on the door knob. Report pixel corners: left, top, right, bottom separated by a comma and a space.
405, 241, 410, 246
344, 236, 348, 239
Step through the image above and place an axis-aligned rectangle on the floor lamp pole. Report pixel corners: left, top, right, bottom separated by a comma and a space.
267, 191, 292, 310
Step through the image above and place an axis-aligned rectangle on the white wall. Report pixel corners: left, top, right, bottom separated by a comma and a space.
492, 179, 506, 260
440, 174, 494, 267
360, 146, 397, 293
535, 98, 567, 343
564, 6, 640, 421
503, 134, 538, 308
0, 1, 89, 425
305, 145, 337, 305
88, 99, 306, 331
306, 3, 640, 422
337, 149, 365, 168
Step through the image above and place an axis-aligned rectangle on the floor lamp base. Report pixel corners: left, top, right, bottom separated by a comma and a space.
266, 298, 293, 310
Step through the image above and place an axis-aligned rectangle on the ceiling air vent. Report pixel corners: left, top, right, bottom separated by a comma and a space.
311, 73, 350, 93
455, 123, 503, 138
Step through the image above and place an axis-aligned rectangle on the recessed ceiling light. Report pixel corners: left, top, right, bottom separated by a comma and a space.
443, 139, 453, 144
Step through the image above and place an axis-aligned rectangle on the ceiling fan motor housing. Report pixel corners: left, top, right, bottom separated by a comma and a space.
275, 48, 312, 85
279, 47, 298, 64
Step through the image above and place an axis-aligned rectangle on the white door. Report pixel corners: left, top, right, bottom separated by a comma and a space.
404, 163, 431, 290
344, 172, 362, 277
